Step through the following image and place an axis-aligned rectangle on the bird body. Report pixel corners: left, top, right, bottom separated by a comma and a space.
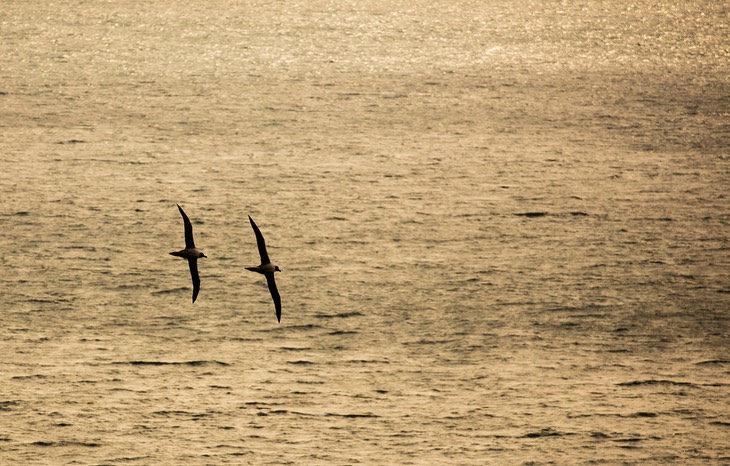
170, 248, 206, 260
245, 262, 280, 274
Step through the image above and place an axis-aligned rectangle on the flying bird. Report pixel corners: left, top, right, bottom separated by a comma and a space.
169, 204, 206, 303
245, 215, 281, 322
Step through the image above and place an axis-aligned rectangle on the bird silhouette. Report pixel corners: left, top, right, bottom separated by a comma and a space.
169, 204, 206, 303
245, 215, 281, 322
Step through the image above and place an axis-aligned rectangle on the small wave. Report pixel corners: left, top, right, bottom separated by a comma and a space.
153, 410, 213, 419
345, 359, 390, 364
230, 337, 264, 342
630, 412, 658, 418
617, 379, 694, 387
325, 412, 380, 419
315, 311, 364, 319
115, 283, 147, 290
106, 456, 151, 463
31, 440, 101, 448
55, 139, 86, 145
241, 401, 287, 408
255, 409, 318, 418
117, 360, 230, 366
403, 338, 457, 346
61, 245, 96, 251
151, 287, 188, 295
327, 330, 358, 336
27, 297, 70, 304
514, 212, 549, 218
283, 324, 322, 331
614, 437, 644, 444
522, 428, 573, 438
11, 374, 47, 380
569, 412, 657, 419
0, 401, 19, 411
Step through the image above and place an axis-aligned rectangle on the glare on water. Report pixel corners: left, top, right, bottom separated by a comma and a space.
1, 1, 728, 464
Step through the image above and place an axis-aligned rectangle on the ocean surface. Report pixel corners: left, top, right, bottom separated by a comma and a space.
1, 1, 729, 464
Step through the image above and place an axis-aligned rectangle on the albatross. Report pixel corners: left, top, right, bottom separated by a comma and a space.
245, 215, 281, 322
169, 204, 206, 303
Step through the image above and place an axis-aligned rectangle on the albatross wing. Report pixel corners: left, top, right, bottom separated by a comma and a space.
178, 204, 196, 249
248, 215, 270, 265
265, 272, 281, 322
188, 258, 200, 303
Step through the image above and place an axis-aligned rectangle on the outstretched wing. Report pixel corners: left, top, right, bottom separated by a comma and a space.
178, 204, 195, 249
248, 215, 270, 265
188, 258, 201, 303
265, 273, 281, 322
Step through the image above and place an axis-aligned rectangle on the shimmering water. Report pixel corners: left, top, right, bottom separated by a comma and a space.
1, 1, 729, 464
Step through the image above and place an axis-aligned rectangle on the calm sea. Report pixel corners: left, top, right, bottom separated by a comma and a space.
1, 1, 728, 464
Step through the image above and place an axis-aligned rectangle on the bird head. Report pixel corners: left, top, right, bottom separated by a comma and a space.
275, 266, 281, 272
199, 252, 207, 259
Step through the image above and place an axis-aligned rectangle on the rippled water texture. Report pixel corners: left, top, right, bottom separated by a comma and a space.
1, 1, 729, 464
